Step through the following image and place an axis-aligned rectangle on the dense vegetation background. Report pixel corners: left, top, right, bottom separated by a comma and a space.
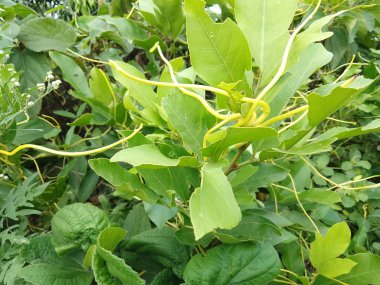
0, 0, 379, 284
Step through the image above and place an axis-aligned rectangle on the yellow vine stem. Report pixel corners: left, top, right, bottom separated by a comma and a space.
334, 55, 355, 84
0, 124, 143, 157
288, 173, 320, 233
202, 114, 241, 148
260, 105, 308, 127
278, 111, 308, 134
239, 0, 323, 127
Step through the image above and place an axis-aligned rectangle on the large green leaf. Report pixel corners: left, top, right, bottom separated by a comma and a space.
19, 263, 93, 285
184, 243, 281, 285
189, 163, 241, 240
310, 222, 357, 278
19, 236, 93, 285
184, 0, 251, 87
51, 203, 109, 255
235, 0, 298, 85
18, 18, 76, 52
162, 92, 216, 156
10, 48, 51, 92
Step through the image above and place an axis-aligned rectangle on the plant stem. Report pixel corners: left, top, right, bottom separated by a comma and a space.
224, 144, 249, 176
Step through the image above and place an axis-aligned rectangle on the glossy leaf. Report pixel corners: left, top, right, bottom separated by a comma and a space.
184, 243, 281, 285
189, 163, 241, 240
184, 0, 251, 87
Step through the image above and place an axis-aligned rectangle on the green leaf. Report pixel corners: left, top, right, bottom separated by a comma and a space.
216, 211, 284, 244
51, 203, 109, 255
144, 203, 178, 228
139, 0, 184, 37
92, 249, 145, 285
184, 0, 251, 87
162, 92, 216, 156
308, 77, 373, 127
49, 51, 92, 98
202, 127, 278, 158
89, 158, 158, 203
189, 163, 241, 240
10, 48, 51, 92
98, 227, 126, 252
19, 236, 93, 285
18, 263, 93, 285
111, 144, 200, 168
184, 243, 281, 285
291, 11, 345, 61
89, 67, 114, 107
337, 254, 380, 285
124, 227, 189, 277
18, 18, 76, 52
124, 203, 152, 239
298, 189, 341, 208
138, 166, 198, 200
235, 0, 298, 85
314, 119, 380, 142
310, 222, 356, 278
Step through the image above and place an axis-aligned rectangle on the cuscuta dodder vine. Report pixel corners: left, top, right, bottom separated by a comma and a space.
0, 0, 373, 195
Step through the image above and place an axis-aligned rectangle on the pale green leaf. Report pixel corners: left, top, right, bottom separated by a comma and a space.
310, 222, 351, 271
89, 67, 114, 107
162, 92, 216, 156
189, 164, 241, 240
308, 77, 373, 127
184, 243, 281, 285
184, 0, 251, 87
235, 0, 298, 85
318, 258, 357, 278
111, 144, 200, 168
18, 18, 76, 52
